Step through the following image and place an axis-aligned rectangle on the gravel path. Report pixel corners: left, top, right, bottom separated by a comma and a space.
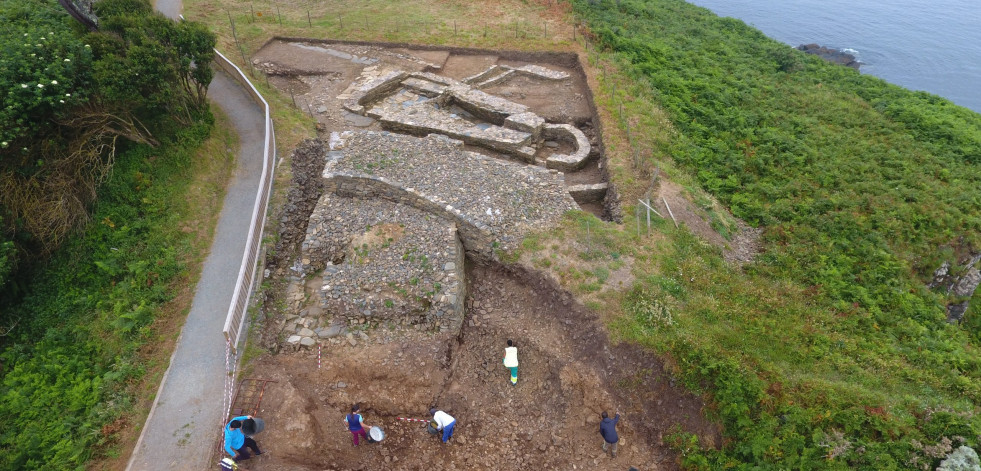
127, 2, 268, 470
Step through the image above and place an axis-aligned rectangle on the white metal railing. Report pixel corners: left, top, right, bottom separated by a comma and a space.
213, 49, 276, 354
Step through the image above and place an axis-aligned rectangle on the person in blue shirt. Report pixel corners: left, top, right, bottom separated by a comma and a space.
344, 403, 371, 446
224, 414, 263, 461
600, 410, 620, 458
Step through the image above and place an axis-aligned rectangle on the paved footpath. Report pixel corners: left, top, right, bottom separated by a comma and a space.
126, 2, 267, 469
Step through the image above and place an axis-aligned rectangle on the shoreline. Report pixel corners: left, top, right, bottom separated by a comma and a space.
797, 43, 861, 69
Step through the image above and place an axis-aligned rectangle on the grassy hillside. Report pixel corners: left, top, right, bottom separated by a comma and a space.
0, 1, 232, 467
99, 0, 981, 468
554, 0, 981, 468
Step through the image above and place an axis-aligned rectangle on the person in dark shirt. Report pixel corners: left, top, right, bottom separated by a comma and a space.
344, 403, 371, 446
599, 410, 620, 458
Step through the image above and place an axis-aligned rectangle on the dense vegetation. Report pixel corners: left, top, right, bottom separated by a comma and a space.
0, 0, 217, 467
0, 120, 214, 468
568, 0, 981, 468
0, 0, 214, 277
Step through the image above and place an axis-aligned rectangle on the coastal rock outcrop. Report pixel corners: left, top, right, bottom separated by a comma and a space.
929, 252, 981, 323
797, 43, 861, 69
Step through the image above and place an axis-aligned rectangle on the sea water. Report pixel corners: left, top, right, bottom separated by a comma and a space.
686, 0, 981, 113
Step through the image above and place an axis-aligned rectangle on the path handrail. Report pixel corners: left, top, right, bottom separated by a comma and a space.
212, 49, 276, 354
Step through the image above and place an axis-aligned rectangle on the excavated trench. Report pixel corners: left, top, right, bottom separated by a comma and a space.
253, 38, 622, 222
251, 137, 721, 469
243, 39, 724, 471
249, 252, 721, 471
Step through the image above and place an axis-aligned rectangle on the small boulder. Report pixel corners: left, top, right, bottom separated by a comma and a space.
938, 446, 981, 471
298, 327, 316, 337
318, 324, 345, 338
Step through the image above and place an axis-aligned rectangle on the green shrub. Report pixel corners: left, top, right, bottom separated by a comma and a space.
0, 117, 213, 469
575, 0, 981, 467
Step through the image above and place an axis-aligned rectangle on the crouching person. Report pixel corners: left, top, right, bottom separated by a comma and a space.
224, 415, 263, 462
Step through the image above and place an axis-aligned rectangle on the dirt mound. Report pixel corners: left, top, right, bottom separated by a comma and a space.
238, 261, 719, 470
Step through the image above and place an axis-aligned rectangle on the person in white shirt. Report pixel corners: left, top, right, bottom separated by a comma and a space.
503, 339, 519, 385
430, 408, 456, 443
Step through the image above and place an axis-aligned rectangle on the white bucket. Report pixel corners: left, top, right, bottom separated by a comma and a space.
369, 426, 385, 443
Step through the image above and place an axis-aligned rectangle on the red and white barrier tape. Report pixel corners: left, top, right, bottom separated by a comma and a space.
318, 343, 321, 369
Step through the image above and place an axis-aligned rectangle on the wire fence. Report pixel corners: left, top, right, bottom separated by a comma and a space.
222, 5, 580, 47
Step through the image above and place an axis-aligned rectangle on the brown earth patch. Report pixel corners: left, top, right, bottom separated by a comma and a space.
236, 262, 720, 471
654, 179, 762, 264
349, 223, 406, 253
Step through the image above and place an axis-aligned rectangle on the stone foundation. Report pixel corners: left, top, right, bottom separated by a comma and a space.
323, 131, 577, 260
296, 193, 466, 335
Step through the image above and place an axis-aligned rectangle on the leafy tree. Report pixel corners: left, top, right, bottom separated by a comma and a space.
0, 0, 215, 284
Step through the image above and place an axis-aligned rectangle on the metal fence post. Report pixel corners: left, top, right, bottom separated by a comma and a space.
646, 198, 651, 232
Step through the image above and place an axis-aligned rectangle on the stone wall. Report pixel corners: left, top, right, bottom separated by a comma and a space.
322, 174, 499, 261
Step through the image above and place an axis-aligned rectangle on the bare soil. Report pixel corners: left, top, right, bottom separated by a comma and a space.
655, 179, 762, 264
238, 262, 720, 471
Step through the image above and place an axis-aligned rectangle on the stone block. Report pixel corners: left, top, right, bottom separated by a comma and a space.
462, 65, 508, 84
402, 77, 448, 97
544, 124, 591, 172
515, 64, 570, 81
504, 112, 545, 135
567, 183, 609, 203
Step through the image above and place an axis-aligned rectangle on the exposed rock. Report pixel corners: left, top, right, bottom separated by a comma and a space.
297, 327, 316, 337
543, 124, 591, 172
930, 253, 981, 323
317, 323, 346, 338
340, 64, 589, 163
954, 266, 981, 297
938, 446, 981, 471
322, 131, 577, 260
948, 302, 970, 323
568, 183, 609, 204
268, 139, 329, 272
797, 43, 861, 69
299, 190, 466, 332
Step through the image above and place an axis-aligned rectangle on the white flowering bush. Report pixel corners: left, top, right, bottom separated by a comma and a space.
0, 8, 91, 147
0, 1, 216, 468
1, 0, 215, 264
